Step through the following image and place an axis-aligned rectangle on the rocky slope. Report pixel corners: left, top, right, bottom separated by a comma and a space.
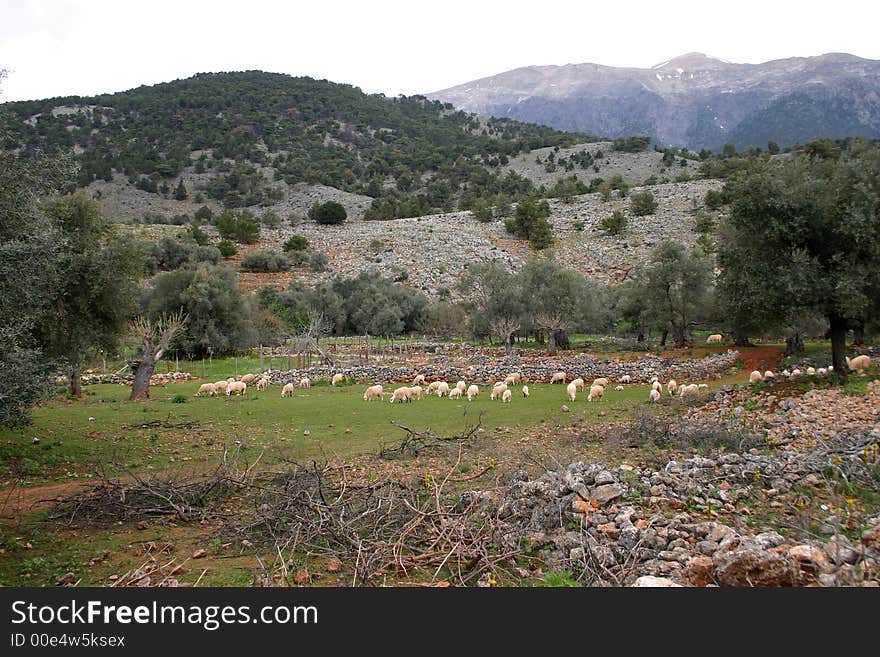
429, 52, 880, 150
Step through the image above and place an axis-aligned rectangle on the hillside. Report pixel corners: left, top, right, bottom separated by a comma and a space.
428, 52, 880, 151
0, 70, 586, 219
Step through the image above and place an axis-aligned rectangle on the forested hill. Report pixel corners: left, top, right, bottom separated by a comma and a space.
0, 71, 589, 213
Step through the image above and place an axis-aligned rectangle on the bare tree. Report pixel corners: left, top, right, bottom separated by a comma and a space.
534, 312, 571, 350
292, 311, 334, 367
489, 316, 520, 354
129, 311, 186, 401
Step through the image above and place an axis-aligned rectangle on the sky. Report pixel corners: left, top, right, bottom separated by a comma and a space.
2, 0, 880, 102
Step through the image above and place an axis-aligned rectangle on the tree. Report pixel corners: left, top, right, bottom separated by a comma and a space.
630, 191, 658, 216
767, 141, 780, 155
504, 198, 553, 249
601, 210, 627, 235
129, 311, 186, 400
217, 239, 237, 258
174, 178, 188, 201
717, 142, 880, 381
33, 192, 144, 397
633, 241, 713, 347
283, 235, 309, 252
216, 210, 260, 243
490, 316, 520, 353
310, 201, 347, 225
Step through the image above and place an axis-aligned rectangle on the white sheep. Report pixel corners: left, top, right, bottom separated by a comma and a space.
667, 379, 677, 396
806, 366, 816, 376
331, 373, 345, 386
408, 386, 423, 400
299, 377, 311, 389
227, 377, 235, 384
436, 381, 450, 397
791, 368, 803, 378
195, 383, 216, 397
763, 370, 775, 381
227, 381, 246, 396
490, 383, 508, 401
566, 382, 577, 402
412, 373, 426, 386
213, 380, 229, 394
649, 376, 659, 384
749, 370, 763, 384
255, 377, 269, 391
649, 388, 661, 402
449, 387, 463, 400
651, 380, 662, 392
587, 385, 604, 402
706, 334, 723, 344
816, 368, 827, 376
281, 383, 295, 398
571, 377, 586, 391
522, 385, 530, 398
619, 375, 632, 384
550, 371, 568, 384
467, 385, 480, 401
679, 384, 699, 399
782, 369, 792, 378
363, 384, 384, 401
846, 355, 872, 373
455, 380, 467, 393
426, 381, 441, 395
592, 377, 609, 388
501, 389, 512, 403
614, 385, 624, 391
390, 386, 412, 403
239, 373, 257, 384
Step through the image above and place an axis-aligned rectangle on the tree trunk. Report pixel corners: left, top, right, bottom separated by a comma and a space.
852, 320, 865, 346
733, 333, 753, 347
547, 331, 557, 351
660, 329, 668, 347
784, 332, 805, 357
636, 331, 645, 342
553, 329, 570, 350
129, 356, 157, 400
68, 368, 82, 398
829, 314, 848, 385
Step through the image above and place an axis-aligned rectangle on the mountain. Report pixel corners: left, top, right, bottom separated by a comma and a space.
0, 71, 584, 218
428, 53, 880, 150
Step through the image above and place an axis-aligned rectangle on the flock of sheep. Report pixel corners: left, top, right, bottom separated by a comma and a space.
746, 354, 872, 384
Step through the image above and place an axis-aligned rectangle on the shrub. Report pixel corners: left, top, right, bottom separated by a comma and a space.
216, 210, 260, 243
309, 201, 347, 225
261, 210, 281, 227
194, 205, 214, 223
217, 240, 237, 258
283, 235, 309, 252
572, 220, 585, 231
630, 191, 658, 216
307, 252, 328, 272
241, 250, 290, 272
601, 210, 627, 235
704, 189, 725, 211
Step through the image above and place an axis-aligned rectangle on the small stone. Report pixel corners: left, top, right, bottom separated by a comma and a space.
788, 545, 829, 574
192, 549, 207, 559
597, 523, 620, 540
594, 470, 616, 485
561, 405, 570, 413
569, 547, 585, 562
57, 572, 77, 586
591, 484, 624, 506
325, 558, 343, 572
632, 575, 682, 587
303, 429, 311, 436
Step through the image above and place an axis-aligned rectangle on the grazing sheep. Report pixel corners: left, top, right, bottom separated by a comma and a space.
299, 377, 311, 389
412, 373, 426, 386
706, 334, 723, 344
522, 385, 530, 398
331, 373, 345, 386
227, 381, 247, 396
455, 380, 467, 393
667, 379, 677, 396
619, 375, 632, 384
227, 377, 235, 384
550, 372, 568, 384
698, 384, 709, 389
649, 388, 661, 402
587, 385, 604, 402
571, 377, 586, 391
281, 383, 295, 398
255, 377, 269, 391
749, 370, 763, 384
614, 385, 624, 391
651, 381, 662, 392
846, 355, 871, 372
782, 369, 792, 378
408, 386, 423, 400
426, 381, 441, 395
501, 389, 512, 403
449, 387, 463, 400
363, 384, 384, 401
763, 371, 775, 381
195, 383, 216, 397
806, 367, 816, 376
214, 380, 229, 394
566, 382, 577, 402
467, 385, 480, 401
240, 373, 257, 384
649, 376, 659, 384
592, 378, 609, 388
436, 381, 451, 397
490, 383, 508, 401
816, 368, 827, 376
791, 369, 803, 378
505, 373, 523, 386
390, 386, 412, 403
679, 384, 700, 399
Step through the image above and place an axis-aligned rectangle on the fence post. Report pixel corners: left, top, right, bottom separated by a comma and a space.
260, 344, 264, 372
201, 358, 205, 379
235, 356, 239, 376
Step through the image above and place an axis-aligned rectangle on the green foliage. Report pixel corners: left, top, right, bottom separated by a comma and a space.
174, 178, 188, 201
194, 205, 214, 222
241, 250, 290, 272
572, 220, 585, 231
215, 210, 260, 243
282, 234, 309, 252
260, 210, 281, 227
188, 223, 210, 246
630, 191, 658, 216
542, 570, 579, 587
171, 393, 187, 404
309, 201, 347, 225
601, 210, 628, 235
704, 189, 725, 211
612, 136, 651, 152
504, 198, 553, 249
471, 199, 495, 222
145, 235, 220, 273
217, 239, 237, 258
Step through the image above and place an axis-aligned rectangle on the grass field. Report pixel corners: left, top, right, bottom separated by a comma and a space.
0, 380, 661, 487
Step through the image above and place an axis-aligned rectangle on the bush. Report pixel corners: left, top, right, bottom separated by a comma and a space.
188, 224, 210, 246
307, 251, 328, 272
630, 191, 658, 216
572, 220, 585, 231
283, 235, 309, 252
241, 250, 290, 272
194, 205, 214, 223
261, 210, 281, 227
601, 210, 627, 235
216, 210, 260, 243
309, 201, 347, 225
704, 189, 725, 211
217, 240, 237, 258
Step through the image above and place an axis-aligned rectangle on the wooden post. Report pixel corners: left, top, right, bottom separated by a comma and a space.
201, 358, 205, 379
235, 356, 239, 376
260, 344, 264, 372
175, 354, 179, 372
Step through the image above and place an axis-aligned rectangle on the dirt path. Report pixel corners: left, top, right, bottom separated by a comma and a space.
0, 480, 95, 521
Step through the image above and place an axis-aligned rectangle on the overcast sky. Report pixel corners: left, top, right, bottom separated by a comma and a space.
2, 0, 879, 102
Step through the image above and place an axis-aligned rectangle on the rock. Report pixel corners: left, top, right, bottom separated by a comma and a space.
861, 524, 880, 550
754, 531, 786, 550
569, 547, 585, 562
595, 470, 616, 485
325, 558, 343, 572
687, 556, 715, 587
57, 572, 77, 586
597, 523, 620, 540
632, 575, 682, 587
788, 545, 829, 575
192, 549, 207, 559
561, 405, 570, 413
591, 484, 624, 506
715, 547, 798, 587
824, 535, 859, 565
